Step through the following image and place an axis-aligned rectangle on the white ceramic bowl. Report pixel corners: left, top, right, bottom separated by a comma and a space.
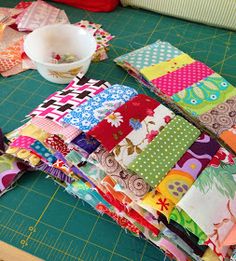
24, 24, 97, 84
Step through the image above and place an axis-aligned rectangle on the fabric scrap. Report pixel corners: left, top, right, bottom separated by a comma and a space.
141, 53, 194, 81
10, 135, 36, 150
156, 237, 189, 261
0, 37, 23, 72
17, 0, 60, 31
113, 104, 175, 168
129, 116, 200, 187
177, 148, 236, 251
28, 84, 109, 124
0, 128, 5, 153
158, 214, 208, 257
172, 73, 236, 116
96, 203, 140, 235
151, 61, 214, 97
198, 95, 236, 136
170, 208, 208, 244
157, 133, 220, 203
62, 84, 138, 131
6, 146, 41, 166
141, 189, 175, 219
88, 94, 160, 151
90, 146, 150, 198
64, 75, 110, 91
31, 116, 81, 143
36, 162, 73, 184
45, 134, 70, 156
220, 126, 236, 154
114, 40, 183, 71
72, 132, 100, 155
30, 140, 56, 164
66, 179, 110, 209
0, 154, 27, 193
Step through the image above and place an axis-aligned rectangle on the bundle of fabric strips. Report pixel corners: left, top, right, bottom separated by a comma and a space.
0, 0, 114, 77
114, 40, 236, 156
1, 70, 235, 261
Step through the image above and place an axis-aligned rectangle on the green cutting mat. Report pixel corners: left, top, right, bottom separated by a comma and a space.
0, 1, 236, 260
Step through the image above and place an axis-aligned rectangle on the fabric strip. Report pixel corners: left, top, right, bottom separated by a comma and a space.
72, 132, 100, 154
90, 146, 150, 198
198, 95, 236, 136
141, 53, 194, 81
157, 133, 220, 204
129, 116, 200, 187
151, 61, 214, 96
88, 94, 160, 151
172, 73, 236, 116
31, 117, 81, 143
62, 84, 138, 131
112, 104, 175, 168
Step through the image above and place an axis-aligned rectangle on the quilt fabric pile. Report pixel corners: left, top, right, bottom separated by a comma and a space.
114, 40, 236, 155
2, 71, 236, 260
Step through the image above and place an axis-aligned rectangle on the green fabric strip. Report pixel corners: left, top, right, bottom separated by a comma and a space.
172, 73, 236, 116
170, 208, 207, 244
128, 116, 200, 186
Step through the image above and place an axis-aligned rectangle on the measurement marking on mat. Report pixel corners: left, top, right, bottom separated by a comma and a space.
20, 186, 60, 248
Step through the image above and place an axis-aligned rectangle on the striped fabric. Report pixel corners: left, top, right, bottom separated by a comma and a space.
121, 0, 236, 30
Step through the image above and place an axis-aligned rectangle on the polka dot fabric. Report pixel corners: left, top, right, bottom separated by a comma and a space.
151, 61, 214, 97
11, 135, 36, 150
128, 116, 201, 187
114, 41, 182, 71
30, 140, 57, 164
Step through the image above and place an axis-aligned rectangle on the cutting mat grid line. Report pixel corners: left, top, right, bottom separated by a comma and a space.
0, 1, 236, 260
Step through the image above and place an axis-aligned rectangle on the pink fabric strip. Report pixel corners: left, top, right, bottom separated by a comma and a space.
11, 135, 36, 150
157, 238, 188, 261
151, 61, 214, 96
31, 117, 81, 143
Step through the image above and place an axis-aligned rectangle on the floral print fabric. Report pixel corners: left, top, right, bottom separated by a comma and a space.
87, 94, 160, 151
62, 84, 138, 131
177, 148, 236, 253
112, 104, 175, 168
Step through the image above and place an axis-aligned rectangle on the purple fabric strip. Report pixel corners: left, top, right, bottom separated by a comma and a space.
36, 162, 74, 184
173, 133, 220, 180
72, 132, 100, 154
54, 151, 96, 187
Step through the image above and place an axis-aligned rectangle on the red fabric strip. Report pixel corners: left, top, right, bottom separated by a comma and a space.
88, 94, 160, 151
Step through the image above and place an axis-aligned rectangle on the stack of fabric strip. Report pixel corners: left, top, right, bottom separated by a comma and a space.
114, 40, 236, 154
3, 73, 236, 261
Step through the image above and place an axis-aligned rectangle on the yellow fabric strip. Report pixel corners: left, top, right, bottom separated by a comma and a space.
140, 53, 195, 81
141, 190, 175, 219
